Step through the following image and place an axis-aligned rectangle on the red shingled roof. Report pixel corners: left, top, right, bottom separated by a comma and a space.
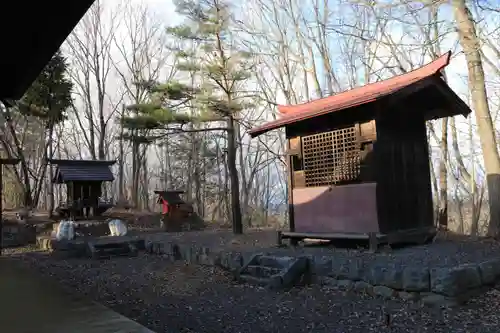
249, 51, 467, 138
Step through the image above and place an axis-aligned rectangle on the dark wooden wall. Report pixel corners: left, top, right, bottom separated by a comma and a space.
68, 181, 102, 204
285, 105, 378, 189
285, 104, 375, 138
373, 107, 434, 234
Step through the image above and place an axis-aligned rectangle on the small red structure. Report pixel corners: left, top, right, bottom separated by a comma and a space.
159, 198, 170, 215
155, 191, 186, 214
155, 190, 187, 214
154, 190, 195, 231
249, 51, 471, 246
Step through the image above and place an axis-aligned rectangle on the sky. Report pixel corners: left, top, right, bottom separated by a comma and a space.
106, 0, 491, 105
70, 0, 498, 192
129, 0, 180, 24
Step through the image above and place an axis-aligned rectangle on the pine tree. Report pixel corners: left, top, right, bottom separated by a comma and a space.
2, 50, 73, 208
120, 79, 197, 208
20, 50, 73, 125
25, 50, 73, 211
122, 0, 253, 234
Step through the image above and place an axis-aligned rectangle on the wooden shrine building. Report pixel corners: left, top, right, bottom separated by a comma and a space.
50, 159, 116, 219
154, 190, 205, 232
155, 190, 188, 215
249, 51, 471, 246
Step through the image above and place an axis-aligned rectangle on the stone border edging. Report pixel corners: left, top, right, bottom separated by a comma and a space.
148, 240, 500, 307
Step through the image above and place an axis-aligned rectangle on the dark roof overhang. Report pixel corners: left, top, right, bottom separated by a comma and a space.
0, 0, 96, 102
49, 159, 116, 183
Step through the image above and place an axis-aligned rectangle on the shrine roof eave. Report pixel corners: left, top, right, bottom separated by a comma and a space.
0, 0, 96, 102
248, 51, 472, 138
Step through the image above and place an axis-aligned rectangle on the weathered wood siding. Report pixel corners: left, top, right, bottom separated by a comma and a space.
374, 108, 434, 234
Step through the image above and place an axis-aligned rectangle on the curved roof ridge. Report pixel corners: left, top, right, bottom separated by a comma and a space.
278, 51, 451, 115
248, 51, 459, 138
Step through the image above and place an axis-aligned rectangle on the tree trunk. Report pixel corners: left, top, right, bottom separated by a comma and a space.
469, 115, 480, 236
118, 109, 125, 204
438, 118, 448, 230
186, 133, 194, 203
4, 116, 32, 208
47, 125, 55, 217
131, 138, 139, 209
98, 100, 107, 199
226, 116, 243, 234
237, 126, 249, 227
98, 100, 106, 161
193, 138, 203, 217
452, 0, 500, 237
141, 146, 149, 210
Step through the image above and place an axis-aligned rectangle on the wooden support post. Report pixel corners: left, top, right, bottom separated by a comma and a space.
286, 138, 296, 233
276, 230, 283, 247
0, 158, 20, 256
368, 232, 378, 252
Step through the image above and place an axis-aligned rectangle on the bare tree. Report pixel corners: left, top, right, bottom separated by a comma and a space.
65, 0, 120, 161
452, 0, 500, 237
112, 0, 171, 209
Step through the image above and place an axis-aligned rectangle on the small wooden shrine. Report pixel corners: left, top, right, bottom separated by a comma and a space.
249, 51, 471, 246
154, 190, 201, 232
50, 159, 116, 219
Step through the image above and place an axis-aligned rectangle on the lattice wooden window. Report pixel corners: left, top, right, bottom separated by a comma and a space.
302, 126, 361, 187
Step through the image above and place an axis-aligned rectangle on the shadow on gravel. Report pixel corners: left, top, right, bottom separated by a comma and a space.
4, 248, 500, 333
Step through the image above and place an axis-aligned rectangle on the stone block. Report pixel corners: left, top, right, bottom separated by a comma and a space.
182, 246, 198, 263
37, 236, 53, 251
280, 256, 309, 288
241, 252, 257, 267
230, 253, 244, 271
144, 240, 153, 253
192, 246, 203, 263
311, 256, 332, 276
373, 285, 396, 299
218, 251, 243, 271
161, 243, 181, 261
146, 242, 158, 254
337, 279, 354, 290
402, 267, 430, 292
367, 264, 404, 289
354, 281, 374, 295
218, 251, 230, 269
154, 242, 165, 255
430, 264, 481, 297
212, 252, 222, 267
268, 275, 284, 290
398, 291, 420, 301
319, 276, 338, 287
478, 258, 500, 285
198, 247, 213, 266
2, 224, 36, 247
331, 258, 364, 281
420, 292, 461, 308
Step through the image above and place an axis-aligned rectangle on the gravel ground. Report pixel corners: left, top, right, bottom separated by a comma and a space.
4, 246, 500, 333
